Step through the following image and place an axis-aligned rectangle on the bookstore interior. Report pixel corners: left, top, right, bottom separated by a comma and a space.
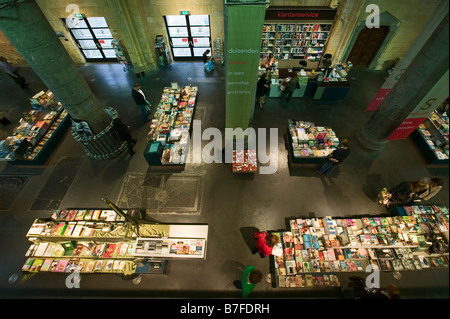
0, 4, 447, 298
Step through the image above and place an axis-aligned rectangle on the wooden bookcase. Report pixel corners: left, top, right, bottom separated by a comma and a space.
261, 23, 332, 62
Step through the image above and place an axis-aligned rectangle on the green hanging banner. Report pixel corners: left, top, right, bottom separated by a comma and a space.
225, 3, 267, 130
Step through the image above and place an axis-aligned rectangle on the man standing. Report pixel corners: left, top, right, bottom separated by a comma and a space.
0, 56, 28, 89
317, 139, 350, 176
131, 83, 151, 122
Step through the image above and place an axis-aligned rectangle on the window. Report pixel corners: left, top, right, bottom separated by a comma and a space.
165, 15, 211, 59
64, 17, 116, 62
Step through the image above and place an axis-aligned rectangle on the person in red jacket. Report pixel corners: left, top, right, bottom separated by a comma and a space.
254, 231, 279, 257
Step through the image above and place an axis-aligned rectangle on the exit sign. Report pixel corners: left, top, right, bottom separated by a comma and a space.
180, 11, 190, 15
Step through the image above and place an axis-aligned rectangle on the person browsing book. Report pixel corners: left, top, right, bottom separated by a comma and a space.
254, 231, 279, 257
317, 139, 350, 177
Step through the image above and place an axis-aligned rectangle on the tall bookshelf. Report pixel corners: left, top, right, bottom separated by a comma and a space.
261, 23, 332, 62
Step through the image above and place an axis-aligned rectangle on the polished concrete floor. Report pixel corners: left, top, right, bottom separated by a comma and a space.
0, 61, 448, 300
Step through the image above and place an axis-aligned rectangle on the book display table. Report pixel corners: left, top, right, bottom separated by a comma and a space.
0, 105, 70, 165
410, 111, 449, 167
22, 208, 208, 277
232, 149, 258, 173
286, 119, 339, 166
270, 205, 449, 288
145, 83, 198, 167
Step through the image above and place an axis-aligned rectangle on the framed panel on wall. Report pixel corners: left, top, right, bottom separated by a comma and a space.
164, 14, 212, 60
63, 17, 116, 62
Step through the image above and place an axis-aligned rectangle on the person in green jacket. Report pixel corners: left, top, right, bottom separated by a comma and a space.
239, 265, 263, 298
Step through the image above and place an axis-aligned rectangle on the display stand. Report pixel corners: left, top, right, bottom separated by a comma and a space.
22, 208, 208, 277
112, 38, 133, 72
146, 84, 198, 168
270, 205, 449, 288
155, 35, 171, 71
0, 90, 71, 165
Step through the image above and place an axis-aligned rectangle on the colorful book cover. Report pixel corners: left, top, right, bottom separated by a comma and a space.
103, 244, 116, 258
94, 260, 104, 272
22, 258, 35, 271
54, 259, 69, 272
40, 259, 53, 272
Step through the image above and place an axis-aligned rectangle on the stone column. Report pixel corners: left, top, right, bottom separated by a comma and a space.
0, 0, 110, 134
0, 0, 126, 159
356, 13, 449, 152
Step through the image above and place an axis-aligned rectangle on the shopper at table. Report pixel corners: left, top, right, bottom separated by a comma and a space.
385, 180, 428, 207
278, 72, 299, 102
254, 231, 279, 257
264, 53, 276, 69
256, 69, 271, 109
131, 83, 151, 122
317, 139, 350, 177
112, 118, 137, 156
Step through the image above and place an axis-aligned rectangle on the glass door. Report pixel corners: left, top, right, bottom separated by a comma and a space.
64, 17, 116, 62
165, 15, 211, 59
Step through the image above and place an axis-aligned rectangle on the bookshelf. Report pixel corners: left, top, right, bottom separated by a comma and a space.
272, 205, 449, 288
22, 209, 208, 276
261, 23, 332, 62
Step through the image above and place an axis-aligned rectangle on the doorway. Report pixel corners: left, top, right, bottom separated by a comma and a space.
164, 15, 212, 60
347, 26, 389, 67
64, 17, 116, 62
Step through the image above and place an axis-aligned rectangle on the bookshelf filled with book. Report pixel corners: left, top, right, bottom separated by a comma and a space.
22, 209, 208, 276
271, 205, 449, 288
260, 23, 332, 62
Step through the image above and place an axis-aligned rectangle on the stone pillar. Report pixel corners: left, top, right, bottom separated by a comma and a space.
0, 0, 110, 134
356, 13, 449, 152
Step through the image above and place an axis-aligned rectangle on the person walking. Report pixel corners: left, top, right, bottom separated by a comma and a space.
233, 265, 263, 298
278, 72, 299, 102
131, 83, 151, 122
112, 118, 137, 156
253, 231, 279, 257
256, 69, 271, 109
0, 56, 28, 89
317, 139, 350, 176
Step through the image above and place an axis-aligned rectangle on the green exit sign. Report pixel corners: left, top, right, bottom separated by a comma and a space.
180, 11, 190, 15
74, 13, 85, 19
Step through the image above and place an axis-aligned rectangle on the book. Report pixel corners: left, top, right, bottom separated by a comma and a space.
94, 260, 104, 272
54, 259, 69, 272
22, 258, 35, 271
40, 259, 53, 272
103, 244, 116, 258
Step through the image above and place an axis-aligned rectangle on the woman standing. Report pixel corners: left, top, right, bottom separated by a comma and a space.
256, 69, 271, 109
